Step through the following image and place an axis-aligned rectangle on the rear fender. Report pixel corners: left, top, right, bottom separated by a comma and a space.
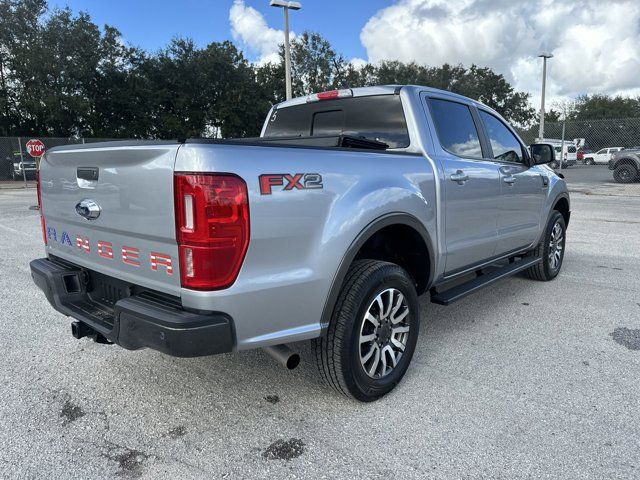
319, 209, 436, 333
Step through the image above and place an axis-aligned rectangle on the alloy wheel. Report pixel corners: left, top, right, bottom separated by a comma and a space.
619, 168, 631, 181
548, 221, 564, 271
359, 288, 410, 379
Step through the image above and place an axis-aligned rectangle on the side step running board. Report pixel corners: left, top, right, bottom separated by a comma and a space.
430, 257, 542, 306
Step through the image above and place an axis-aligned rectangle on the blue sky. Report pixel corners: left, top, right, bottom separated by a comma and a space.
47, 0, 388, 61
45, 0, 640, 105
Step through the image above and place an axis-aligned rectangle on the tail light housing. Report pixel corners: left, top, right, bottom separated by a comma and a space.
174, 173, 250, 290
306, 88, 353, 103
36, 170, 47, 245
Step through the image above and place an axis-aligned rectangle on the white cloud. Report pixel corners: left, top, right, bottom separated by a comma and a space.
229, 0, 294, 64
349, 57, 368, 69
360, 0, 640, 105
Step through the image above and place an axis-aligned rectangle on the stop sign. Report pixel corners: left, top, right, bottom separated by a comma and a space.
26, 139, 45, 158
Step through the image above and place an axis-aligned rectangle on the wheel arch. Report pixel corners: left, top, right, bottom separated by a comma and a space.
319, 213, 435, 333
552, 194, 571, 227
614, 157, 640, 169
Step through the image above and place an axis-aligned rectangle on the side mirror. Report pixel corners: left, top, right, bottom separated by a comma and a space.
530, 143, 554, 165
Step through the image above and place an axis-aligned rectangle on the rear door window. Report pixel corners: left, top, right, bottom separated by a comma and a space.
428, 98, 483, 158
264, 95, 410, 148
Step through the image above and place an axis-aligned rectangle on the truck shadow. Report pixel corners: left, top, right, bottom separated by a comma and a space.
117, 273, 541, 404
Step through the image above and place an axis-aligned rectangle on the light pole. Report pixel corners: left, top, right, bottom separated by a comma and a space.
538, 52, 553, 141
270, 0, 301, 100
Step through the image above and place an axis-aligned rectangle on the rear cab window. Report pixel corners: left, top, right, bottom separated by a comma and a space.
427, 98, 483, 158
263, 95, 410, 149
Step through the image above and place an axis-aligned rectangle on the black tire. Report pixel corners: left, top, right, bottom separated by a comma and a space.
526, 211, 566, 281
613, 164, 638, 183
584, 158, 594, 165
312, 260, 420, 402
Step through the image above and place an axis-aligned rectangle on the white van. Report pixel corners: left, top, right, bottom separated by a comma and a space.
552, 144, 577, 168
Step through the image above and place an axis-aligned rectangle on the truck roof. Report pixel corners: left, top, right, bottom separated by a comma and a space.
274, 85, 485, 110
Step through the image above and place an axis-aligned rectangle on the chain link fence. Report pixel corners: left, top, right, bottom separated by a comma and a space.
519, 117, 640, 196
0, 137, 116, 188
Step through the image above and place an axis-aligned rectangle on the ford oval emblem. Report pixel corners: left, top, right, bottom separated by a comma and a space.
75, 199, 101, 220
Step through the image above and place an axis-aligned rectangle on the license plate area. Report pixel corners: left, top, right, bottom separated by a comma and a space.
87, 271, 132, 309
49, 255, 183, 333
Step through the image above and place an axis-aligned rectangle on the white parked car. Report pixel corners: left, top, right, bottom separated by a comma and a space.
583, 147, 623, 165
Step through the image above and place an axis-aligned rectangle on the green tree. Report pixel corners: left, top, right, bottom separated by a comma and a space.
1, 1, 131, 136
201, 40, 270, 138
0, 2, 545, 138
140, 39, 268, 139
140, 38, 210, 138
568, 94, 640, 120
289, 31, 349, 95
85, 26, 148, 138
365, 61, 536, 125
258, 31, 354, 101
11, 7, 102, 135
0, 0, 48, 135
256, 60, 286, 105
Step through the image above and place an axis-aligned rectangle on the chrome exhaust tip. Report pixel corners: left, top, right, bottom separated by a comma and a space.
263, 344, 300, 370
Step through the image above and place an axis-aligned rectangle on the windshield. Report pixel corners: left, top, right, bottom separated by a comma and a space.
263, 95, 410, 148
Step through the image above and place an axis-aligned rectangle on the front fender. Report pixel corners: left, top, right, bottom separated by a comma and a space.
533, 172, 570, 246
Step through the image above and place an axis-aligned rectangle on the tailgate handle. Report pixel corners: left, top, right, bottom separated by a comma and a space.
77, 167, 99, 181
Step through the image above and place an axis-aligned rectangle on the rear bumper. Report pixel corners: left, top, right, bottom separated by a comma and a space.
30, 257, 234, 357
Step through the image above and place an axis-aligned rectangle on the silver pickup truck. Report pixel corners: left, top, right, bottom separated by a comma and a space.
30, 85, 569, 401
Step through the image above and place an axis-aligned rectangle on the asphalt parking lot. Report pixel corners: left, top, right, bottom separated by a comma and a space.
559, 164, 614, 184
1, 188, 639, 479
559, 165, 640, 196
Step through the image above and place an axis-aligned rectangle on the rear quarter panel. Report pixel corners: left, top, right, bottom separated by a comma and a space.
175, 143, 436, 349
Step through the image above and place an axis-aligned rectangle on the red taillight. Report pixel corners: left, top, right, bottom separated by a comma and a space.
36, 170, 47, 245
174, 173, 250, 290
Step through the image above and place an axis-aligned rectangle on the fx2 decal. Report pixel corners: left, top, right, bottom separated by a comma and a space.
259, 173, 323, 195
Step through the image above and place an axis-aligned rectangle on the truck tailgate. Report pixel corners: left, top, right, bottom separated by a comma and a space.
39, 142, 182, 296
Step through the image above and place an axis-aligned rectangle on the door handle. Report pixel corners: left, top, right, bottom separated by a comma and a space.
450, 170, 469, 184
503, 175, 516, 185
